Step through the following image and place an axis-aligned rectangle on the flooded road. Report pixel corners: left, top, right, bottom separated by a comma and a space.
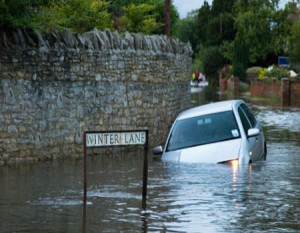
1, 89, 300, 233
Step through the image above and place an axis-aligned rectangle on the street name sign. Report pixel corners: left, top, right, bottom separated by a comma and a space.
86, 131, 146, 147
83, 129, 149, 211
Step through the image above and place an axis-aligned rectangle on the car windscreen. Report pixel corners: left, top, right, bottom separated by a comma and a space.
166, 110, 240, 151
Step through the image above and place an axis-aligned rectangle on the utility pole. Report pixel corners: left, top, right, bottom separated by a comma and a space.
165, 0, 170, 37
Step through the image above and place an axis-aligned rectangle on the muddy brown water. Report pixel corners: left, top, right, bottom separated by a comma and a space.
0, 88, 299, 232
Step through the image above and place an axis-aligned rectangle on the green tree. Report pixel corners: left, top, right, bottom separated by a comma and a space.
109, 0, 178, 35
209, 0, 235, 44
150, 0, 179, 35
31, 0, 112, 33
1, 0, 179, 35
179, 0, 294, 79
289, 21, 300, 66
188, 0, 235, 78
108, 0, 144, 30
194, 0, 235, 48
195, 1, 211, 48
232, 39, 249, 80
270, 6, 292, 56
199, 45, 226, 76
119, 3, 160, 34
284, 2, 299, 67
220, 0, 291, 75
174, 11, 198, 46
0, 0, 32, 29
205, 12, 235, 46
233, 0, 281, 63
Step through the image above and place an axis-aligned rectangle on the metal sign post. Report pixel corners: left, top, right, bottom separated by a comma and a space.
83, 130, 149, 210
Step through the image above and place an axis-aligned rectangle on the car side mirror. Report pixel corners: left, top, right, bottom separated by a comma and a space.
247, 128, 260, 138
152, 146, 163, 155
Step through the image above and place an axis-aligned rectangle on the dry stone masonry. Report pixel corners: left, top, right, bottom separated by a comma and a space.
0, 28, 192, 164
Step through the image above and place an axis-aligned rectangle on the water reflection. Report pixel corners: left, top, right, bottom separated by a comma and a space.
230, 160, 240, 191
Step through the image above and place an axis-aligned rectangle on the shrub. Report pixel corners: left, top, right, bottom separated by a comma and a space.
267, 67, 289, 79
248, 66, 290, 80
253, 66, 289, 80
246, 67, 262, 74
258, 68, 267, 80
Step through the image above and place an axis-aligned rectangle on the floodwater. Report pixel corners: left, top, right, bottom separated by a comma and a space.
1, 87, 300, 233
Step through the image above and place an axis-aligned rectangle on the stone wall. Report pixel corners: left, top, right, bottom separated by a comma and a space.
0, 29, 193, 164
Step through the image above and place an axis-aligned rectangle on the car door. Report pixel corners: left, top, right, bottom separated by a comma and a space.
238, 104, 264, 161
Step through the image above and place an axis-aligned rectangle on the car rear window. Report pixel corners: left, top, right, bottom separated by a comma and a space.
166, 110, 240, 151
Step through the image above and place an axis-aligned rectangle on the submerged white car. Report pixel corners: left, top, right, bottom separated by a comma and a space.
153, 100, 267, 164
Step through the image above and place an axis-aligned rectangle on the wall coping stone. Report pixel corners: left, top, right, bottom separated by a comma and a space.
0, 28, 193, 56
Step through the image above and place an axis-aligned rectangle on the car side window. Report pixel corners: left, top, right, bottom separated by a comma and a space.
240, 103, 257, 127
238, 107, 251, 134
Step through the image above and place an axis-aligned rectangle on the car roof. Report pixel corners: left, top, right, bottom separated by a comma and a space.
177, 99, 244, 120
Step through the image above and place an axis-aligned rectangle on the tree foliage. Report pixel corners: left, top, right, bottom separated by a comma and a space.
119, 3, 160, 34
199, 45, 226, 76
109, 0, 178, 35
233, 0, 279, 63
0, 0, 32, 29
232, 40, 249, 81
289, 21, 300, 66
31, 0, 112, 33
176, 0, 295, 78
0, 0, 298, 75
286, 2, 300, 66
173, 11, 197, 46
0, 0, 179, 35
